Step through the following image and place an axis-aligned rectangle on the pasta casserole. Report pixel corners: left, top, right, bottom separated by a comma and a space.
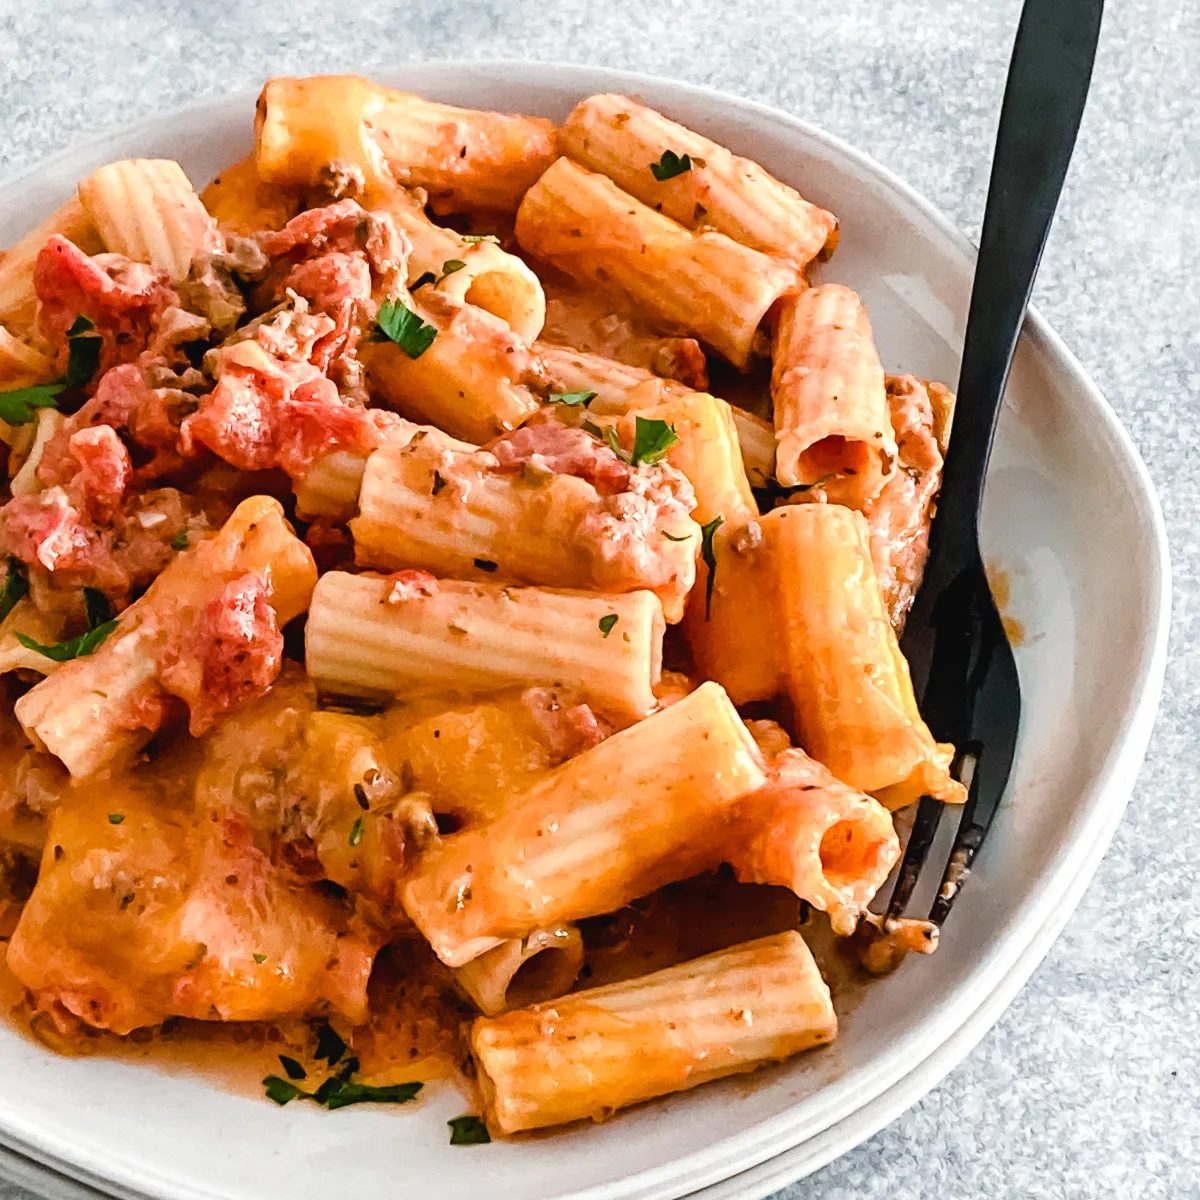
0, 75, 965, 1140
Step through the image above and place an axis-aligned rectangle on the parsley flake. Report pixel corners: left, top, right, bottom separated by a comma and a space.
18, 619, 118, 662
441, 258, 467, 277
598, 614, 618, 637
661, 529, 691, 542
278, 1054, 306, 1080
448, 1115, 491, 1145
0, 558, 28, 625
700, 515, 723, 620
410, 271, 438, 291
0, 317, 102, 425
460, 234, 500, 244
170, 529, 189, 551
630, 416, 679, 466
84, 587, 112, 628
604, 425, 626, 460
314, 1023, 348, 1066
0, 385, 64, 427
377, 300, 438, 359
548, 390, 596, 407
650, 150, 693, 181
107, 813, 125, 825
349, 816, 364, 847
63, 316, 102, 390
253, 952, 267, 965
263, 1075, 304, 1106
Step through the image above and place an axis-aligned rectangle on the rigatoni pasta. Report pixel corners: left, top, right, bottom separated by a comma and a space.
401, 682, 766, 967
560, 93, 839, 268
472, 931, 836, 1134
771, 284, 897, 503
255, 74, 557, 214
78, 159, 222, 282
515, 157, 799, 369
306, 571, 665, 719
0, 73, 971, 1141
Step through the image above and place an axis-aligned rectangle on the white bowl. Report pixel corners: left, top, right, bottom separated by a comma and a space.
0, 62, 1169, 1200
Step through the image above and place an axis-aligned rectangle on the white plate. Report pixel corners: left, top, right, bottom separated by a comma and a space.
0, 62, 1169, 1200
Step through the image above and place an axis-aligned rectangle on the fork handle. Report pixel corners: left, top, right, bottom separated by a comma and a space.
934, 0, 1104, 559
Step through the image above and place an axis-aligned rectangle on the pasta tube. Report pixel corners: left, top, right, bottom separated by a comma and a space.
471, 930, 836, 1134
0, 199, 103, 336
360, 295, 541, 444
400, 682, 766, 967
370, 183, 545, 340
0, 327, 57, 398
350, 430, 698, 621
306, 571, 665, 719
729, 722, 900, 934
455, 923, 584, 1016
769, 504, 964, 808
199, 153, 303, 235
561, 93, 839, 268
78, 159, 222, 283
771, 285, 896, 504
255, 74, 557, 214
15, 497, 316, 778
515, 157, 799, 369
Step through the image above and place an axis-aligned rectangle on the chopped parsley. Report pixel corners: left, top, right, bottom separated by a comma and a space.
18, 619, 118, 662
580, 418, 605, 440
253, 952, 268, 965
432, 470, 447, 496
0, 558, 28, 625
604, 425, 625, 459
18, 584, 118, 661
107, 813, 125, 825
700, 515, 723, 620
0, 385, 63, 427
448, 1115, 491, 1145
84, 587, 112, 628
411, 260, 467, 291
63, 315, 102, 389
630, 416, 679, 466
314, 1023, 348, 1067
661, 530, 691, 542
349, 816, 364, 847
650, 150, 693, 181
278, 1054, 306, 1080
263, 1075, 304, 1106
0, 316, 102, 425
598, 614, 618, 637
460, 233, 500, 244
474, 558, 498, 573
170, 529, 190, 551
377, 299, 438, 359
548, 390, 596, 407
262, 1052, 423, 1111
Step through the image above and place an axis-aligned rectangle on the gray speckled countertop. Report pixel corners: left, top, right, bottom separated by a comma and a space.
0, 0, 1196, 1196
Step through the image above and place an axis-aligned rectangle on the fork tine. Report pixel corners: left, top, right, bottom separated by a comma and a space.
884, 794, 945, 923
928, 741, 1007, 926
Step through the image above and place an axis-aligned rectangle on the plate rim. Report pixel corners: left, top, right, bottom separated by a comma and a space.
0, 60, 1173, 1200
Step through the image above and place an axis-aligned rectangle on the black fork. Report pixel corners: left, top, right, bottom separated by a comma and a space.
865, 0, 1104, 962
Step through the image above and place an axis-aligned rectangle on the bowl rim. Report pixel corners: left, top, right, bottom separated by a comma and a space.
0, 59, 1173, 1200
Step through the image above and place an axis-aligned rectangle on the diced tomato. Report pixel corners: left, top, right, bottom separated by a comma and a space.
68, 426, 131, 523
159, 572, 284, 736
488, 420, 632, 495
34, 236, 177, 376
